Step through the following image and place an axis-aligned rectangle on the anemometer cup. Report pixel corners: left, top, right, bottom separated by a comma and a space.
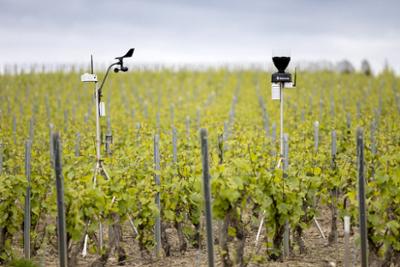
113, 66, 128, 73
82, 48, 134, 90
112, 48, 134, 73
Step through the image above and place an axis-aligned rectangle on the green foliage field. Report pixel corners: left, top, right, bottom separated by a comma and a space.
0, 68, 399, 265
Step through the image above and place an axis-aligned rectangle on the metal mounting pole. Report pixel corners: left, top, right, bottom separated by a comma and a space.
280, 82, 290, 257
95, 82, 102, 165
280, 82, 284, 159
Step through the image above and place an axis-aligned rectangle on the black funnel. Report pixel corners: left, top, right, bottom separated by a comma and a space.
272, 56, 290, 73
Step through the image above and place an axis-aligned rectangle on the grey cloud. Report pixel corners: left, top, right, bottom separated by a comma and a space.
0, 0, 399, 72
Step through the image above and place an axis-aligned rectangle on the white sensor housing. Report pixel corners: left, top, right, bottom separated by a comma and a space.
81, 73, 98, 82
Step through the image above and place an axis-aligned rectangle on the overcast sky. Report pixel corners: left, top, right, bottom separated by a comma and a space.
1, 0, 399, 72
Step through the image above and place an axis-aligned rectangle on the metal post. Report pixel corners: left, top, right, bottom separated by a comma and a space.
223, 121, 228, 141
29, 117, 34, 142
172, 127, 177, 164
346, 113, 351, 129
154, 134, 161, 257
356, 102, 361, 120
84, 112, 89, 124
314, 121, 319, 153
200, 129, 215, 267
12, 115, 17, 145
280, 83, 290, 257
357, 128, 368, 267
95, 83, 102, 164
370, 121, 376, 156
64, 109, 68, 133
98, 223, 103, 251
0, 143, 3, 174
53, 133, 68, 267
344, 216, 350, 267
105, 115, 112, 156
24, 140, 32, 259
186, 116, 190, 140
75, 132, 81, 157
49, 124, 55, 167
331, 130, 337, 162
280, 83, 284, 159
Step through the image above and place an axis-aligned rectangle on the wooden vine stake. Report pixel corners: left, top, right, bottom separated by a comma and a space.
53, 132, 68, 267
328, 130, 338, 245
154, 134, 162, 257
357, 127, 368, 267
24, 140, 32, 259
200, 128, 215, 267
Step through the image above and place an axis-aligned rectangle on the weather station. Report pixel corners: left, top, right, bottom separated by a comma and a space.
81, 48, 134, 183
271, 51, 296, 163
80, 48, 134, 256
271, 50, 296, 258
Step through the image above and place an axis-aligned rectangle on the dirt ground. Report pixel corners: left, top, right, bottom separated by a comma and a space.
23, 207, 362, 267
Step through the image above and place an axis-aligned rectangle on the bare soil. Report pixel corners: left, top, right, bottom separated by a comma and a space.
16, 207, 363, 267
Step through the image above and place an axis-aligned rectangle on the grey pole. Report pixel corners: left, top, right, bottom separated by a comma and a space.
280, 83, 284, 159
331, 130, 337, 162
172, 127, 177, 164
94, 82, 102, 165
12, 115, 17, 145
280, 83, 290, 257
49, 124, 55, 168
105, 115, 112, 156
185, 116, 190, 140
29, 117, 34, 142
24, 140, 32, 259
64, 109, 68, 133
343, 216, 351, 267
0, 143, 3, 175
314, 121, 319, 153
356, 102, 361, 120
154, 134, 161, 257
370, 120, 377, 156
346, 113, 351, 129
283, 134, 289, 174
75, 132, 81, 157
200, 129, 215, 267
53, 133, 68, 267
357, 128, 368, 267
